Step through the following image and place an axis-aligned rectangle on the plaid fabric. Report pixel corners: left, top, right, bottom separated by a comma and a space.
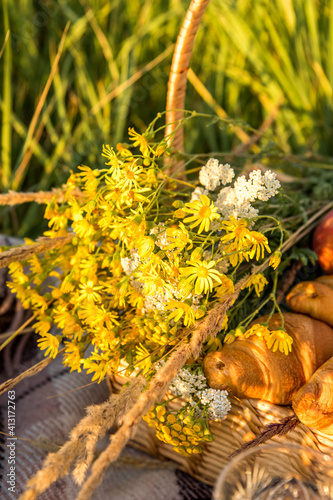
0, 337, 212, 500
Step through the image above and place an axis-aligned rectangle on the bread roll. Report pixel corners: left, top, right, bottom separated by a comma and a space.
286, 281, 333, 327
292, 356, 333, 435
203, 313, 333, 405
315, 275, 333, 290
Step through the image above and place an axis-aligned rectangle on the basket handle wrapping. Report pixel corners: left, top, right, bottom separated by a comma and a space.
165, 0, 210, 178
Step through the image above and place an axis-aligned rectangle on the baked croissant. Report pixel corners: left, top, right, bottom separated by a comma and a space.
292, 356, 333, 435
286, 280, 333, 327
315, 274, 333, 290
203, 313, 333, 405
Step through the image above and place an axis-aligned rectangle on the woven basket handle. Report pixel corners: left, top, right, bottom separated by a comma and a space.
165, 0, 210, 178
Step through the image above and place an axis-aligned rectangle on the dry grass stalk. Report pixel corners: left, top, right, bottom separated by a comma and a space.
0, 187, 84, 206
0, 349, 65, 396
228, 415, 300, 460
18, 376, 146, 500
0, 236, 72, 269
75, 280, 245, 500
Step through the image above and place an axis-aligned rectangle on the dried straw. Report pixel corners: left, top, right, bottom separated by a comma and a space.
0, 188, 83, 206
18, 376, 146, 500
75, 280, 245, 500
0, 189, 62, 206
228, 415, 300, 460
0, 236, 72, 269
0, 349, 65, 396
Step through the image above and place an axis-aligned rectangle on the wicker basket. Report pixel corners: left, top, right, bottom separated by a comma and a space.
111, 0, 333, 488
111, 374, 333, 486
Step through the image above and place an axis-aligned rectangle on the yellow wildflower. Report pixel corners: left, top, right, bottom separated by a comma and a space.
8, 262, 29, 285
117, 160, 143, 191
177, 278, 195, 299
248, 231, 271, 260
154, 140, 168, 157
116, 142, 133, 158
135, 344, 152, 375
128, 127, 150, 156
224, 330, 236, 344
34, 317, 52, 336
215, 274, 234, 299
101, 145, 120, 172
78, 280, 103, 302
242, 273, 268, 296
269, 251, 282, 270
72, 218, 95, 239
266, 329, 293, 355
37, 334, 60, 358
165, 300, 196, 327
222, 241, 251, 267
167, 414, 177, 424
180, 260, 222, 294
220, 216, 250, 244
183, 195, 220, 234
91, 327, 116, 351
174, 208, 186, 219
190, 247, 204, 261
137, 236, 155, 258
234, 326, 246, 338
83, 351, 113, 383
146, 168, 158, 185
63, 341, 82, 372
244, 323, 270, 339
78, 165, 99, 192
165, 223, 192, 251
79, 304, 119, 329
127, 287, 145, 310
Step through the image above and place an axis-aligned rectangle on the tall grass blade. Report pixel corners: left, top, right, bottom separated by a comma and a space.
1, 0, 12, 190
0, 30, 10, 60
12, 22, 70, 191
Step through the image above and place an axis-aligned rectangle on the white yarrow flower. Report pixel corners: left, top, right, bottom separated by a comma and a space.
215, 169, 280, 220
121, 250, 141, 275
199, 159, 235, 191
165, 365, 231, 421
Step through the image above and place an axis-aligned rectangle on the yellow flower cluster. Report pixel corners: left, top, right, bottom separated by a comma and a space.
143, 405, 214, 456
5, 122, 285, 457
6, 127, 280, 382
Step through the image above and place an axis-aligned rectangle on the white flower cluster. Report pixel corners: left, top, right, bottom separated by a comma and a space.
199, 388, 231, 421
168, 367, 207, 398
199, 159, 235, 191
197, 159, 281, 220
143, 290, 175, 313
165, 364, 231, 421
215, 186, 259, 220
121, 249, 141, 275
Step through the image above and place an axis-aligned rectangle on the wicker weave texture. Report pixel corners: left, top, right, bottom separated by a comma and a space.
112, 375, 333, 486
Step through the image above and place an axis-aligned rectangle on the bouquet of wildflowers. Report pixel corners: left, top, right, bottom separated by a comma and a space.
6, 120, 288, 457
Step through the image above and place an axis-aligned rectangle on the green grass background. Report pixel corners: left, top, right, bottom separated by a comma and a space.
1, 0, 333, 237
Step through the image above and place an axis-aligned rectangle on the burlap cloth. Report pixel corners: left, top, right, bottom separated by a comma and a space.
0, 237, 213, 500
